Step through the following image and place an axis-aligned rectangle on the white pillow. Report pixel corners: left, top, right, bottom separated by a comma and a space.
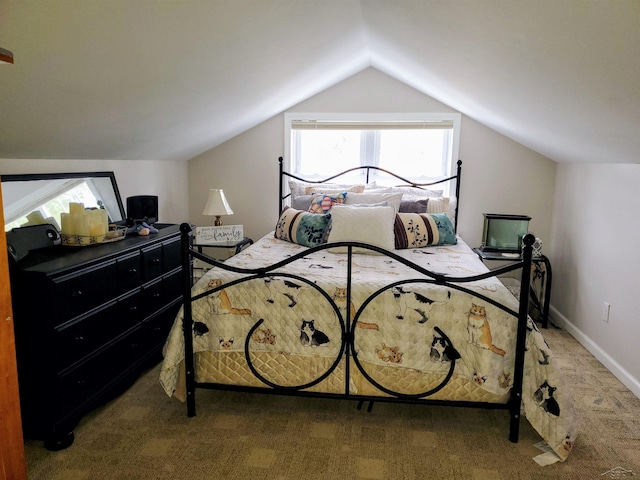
327, 204, 396, 254
344, 192, 403, 213
388, 186, 443, 197
288, 179, 365, 197
422, 196, 457, 224
307, 186, 363, 195
361, 187, 394, 193
425, 196, 449, 213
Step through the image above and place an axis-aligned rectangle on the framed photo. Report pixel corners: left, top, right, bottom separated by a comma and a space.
194, 225, 244, 245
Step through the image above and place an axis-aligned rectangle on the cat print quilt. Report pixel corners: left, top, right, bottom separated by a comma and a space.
160, 233, 578, 461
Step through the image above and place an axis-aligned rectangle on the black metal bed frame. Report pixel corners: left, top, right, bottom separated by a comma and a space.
179, 158, 534, 443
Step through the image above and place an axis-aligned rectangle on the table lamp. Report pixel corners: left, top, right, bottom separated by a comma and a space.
202, 189, 233, 226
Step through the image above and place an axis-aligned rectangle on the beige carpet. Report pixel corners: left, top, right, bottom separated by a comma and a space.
25, 325, 639, 480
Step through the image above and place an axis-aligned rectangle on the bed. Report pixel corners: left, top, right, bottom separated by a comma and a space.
160, 158, 577, 461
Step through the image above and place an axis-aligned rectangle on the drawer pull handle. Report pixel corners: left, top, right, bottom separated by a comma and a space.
72, 291, 83, 297
74, 336, 85, 342
129, 268, 137, 274
129, 306, 138, 312
153, 293, 161, 298
152, 258, 161, 264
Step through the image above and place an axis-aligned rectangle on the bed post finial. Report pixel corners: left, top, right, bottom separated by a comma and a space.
454, 160, 462, 233
279, 157, 284, 213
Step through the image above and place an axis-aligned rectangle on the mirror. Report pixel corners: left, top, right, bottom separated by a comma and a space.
1, 172, 126, 232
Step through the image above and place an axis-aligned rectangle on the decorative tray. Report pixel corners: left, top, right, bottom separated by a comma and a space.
60, 226, 127, 247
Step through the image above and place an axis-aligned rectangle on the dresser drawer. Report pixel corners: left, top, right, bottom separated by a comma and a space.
119, 289, 144, 325
54, 293, 142, 372
163, 237, 181, 272
51, 261, 117, 322
142, 244, 163, 282
163, 268, 183, 302
143, 299, 181, 350
116, 251, 141, 294
142, 278, 164, 314
55, 326, 145, 417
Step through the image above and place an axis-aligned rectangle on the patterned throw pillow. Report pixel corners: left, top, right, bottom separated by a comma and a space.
274, 206, 332, 247
394, 212, 457, 249
308, 192, 347, 214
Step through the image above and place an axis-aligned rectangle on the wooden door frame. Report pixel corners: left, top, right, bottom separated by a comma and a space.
0, 182, 27, 480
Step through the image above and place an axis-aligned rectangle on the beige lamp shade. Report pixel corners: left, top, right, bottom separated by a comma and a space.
202, 189, 233, 225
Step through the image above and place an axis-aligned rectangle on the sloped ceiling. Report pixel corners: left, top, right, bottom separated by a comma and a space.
0, 0, 638, 164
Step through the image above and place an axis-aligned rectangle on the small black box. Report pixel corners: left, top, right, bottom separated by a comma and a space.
6, 224, 60, 263
126, 195, 158, 224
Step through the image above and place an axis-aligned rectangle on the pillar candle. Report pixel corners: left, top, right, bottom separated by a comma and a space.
69, 202, 85, 215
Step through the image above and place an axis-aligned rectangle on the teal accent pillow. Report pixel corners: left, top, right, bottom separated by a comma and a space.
274, 206, 331, 247
431, 213, 457, 245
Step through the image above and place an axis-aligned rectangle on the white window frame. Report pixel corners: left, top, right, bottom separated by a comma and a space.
284, 112, 461, 192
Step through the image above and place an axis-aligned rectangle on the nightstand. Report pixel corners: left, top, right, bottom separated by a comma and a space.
192, 237, 254, 279
472, 248, 552, 328
193, 237, 253, 256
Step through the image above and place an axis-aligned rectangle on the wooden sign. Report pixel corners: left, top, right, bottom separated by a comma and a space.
195, 225, 244, 245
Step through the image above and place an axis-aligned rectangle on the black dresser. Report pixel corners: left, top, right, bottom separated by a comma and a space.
9, 224, 183, 450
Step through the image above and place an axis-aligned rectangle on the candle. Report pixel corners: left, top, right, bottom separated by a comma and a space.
60, 213, 71, 234
77, 214, 91, 245
27, 210, 46, 224
69, 202, 85, 215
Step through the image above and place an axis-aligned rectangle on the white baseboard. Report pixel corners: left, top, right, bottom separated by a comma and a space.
550, 306, 640, 399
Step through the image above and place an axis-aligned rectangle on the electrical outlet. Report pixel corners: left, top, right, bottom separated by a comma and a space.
602, 302, 610, 323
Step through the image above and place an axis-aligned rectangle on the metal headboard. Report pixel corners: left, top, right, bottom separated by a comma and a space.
278, 157, 463, 232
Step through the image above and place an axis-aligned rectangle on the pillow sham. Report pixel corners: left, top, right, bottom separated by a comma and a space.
388, 186, 443, 197
274, 206, 331, 247
394, 212, 457, 249
308, 192, 347, 214
291, 194, 313, 211
288, 179, 364, 198
306, 185, 364, 195
398, 196, 430, 213
425, 196, 449, 214
344, 192, 403, 213
327, 204, 396, 254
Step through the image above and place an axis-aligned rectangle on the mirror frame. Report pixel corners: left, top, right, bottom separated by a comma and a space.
1, 171, 127, 229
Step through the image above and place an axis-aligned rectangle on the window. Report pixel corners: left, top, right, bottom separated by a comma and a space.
284, 113, 461, 192
4, 180, 102, 231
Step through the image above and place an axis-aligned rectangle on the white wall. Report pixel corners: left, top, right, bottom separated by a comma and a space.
550, 163, 640, 395
189, 67, 557, 247
0, 159, 189, 224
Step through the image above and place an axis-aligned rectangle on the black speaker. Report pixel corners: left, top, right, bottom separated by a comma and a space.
126, 195, 158, 224
6, 224, 61, 263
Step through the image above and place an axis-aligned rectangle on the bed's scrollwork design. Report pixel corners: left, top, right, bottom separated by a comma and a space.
179, 224, 535, 444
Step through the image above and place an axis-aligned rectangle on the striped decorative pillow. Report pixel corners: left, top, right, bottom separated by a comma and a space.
274, 206, 331, 247
394, 212, 457, 249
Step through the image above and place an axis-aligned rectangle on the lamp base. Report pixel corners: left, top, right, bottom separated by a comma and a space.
214, 216, 222, 226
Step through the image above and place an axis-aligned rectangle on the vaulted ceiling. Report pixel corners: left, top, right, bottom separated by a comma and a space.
0, 1, 638, 164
